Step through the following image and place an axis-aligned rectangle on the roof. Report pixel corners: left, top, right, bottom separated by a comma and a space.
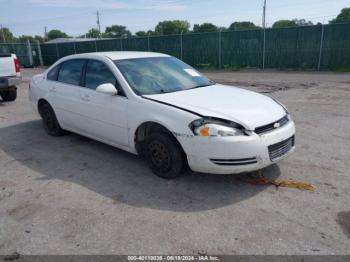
64, 51, 170, 61
101, 51, 169, 60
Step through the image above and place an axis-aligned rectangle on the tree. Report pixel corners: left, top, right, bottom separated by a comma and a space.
272, 20, 297, 28
47, 29, 68, 40
228, 21, 259, 31
135, 30, 157, 37
104, 25, 131, 38
17, 35, 43, 43
34, 35, 44, 43
193, 23, 218, 32
155, 20, 190, 35
330, 7, 350, 23
135, 31, 148, 37
0, 27, 15, 42
147, 30, 157, 36
272, 19, 313, 28
294, 19, 313, 26
85, 28, 99, 38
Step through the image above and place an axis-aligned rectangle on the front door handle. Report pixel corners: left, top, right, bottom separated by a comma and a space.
82, 94, 90, 101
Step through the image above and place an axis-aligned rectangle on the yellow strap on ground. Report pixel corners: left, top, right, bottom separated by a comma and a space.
256, 170, 315, 191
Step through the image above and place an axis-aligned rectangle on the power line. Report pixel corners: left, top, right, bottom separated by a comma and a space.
2, 11, 93, 27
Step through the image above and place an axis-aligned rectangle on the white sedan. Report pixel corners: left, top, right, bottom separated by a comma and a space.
29, 52, 295, 178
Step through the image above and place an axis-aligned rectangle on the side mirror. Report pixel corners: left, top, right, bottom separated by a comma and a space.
96, 83, 118, 96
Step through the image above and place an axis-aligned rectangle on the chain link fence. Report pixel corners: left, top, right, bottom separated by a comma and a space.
1, 22, 349, 70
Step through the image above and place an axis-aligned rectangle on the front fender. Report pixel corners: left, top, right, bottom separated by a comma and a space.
127, 98, 199, 152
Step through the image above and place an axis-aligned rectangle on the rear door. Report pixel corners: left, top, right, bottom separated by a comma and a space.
77, 59, 129, 146
47, 59, 86, 131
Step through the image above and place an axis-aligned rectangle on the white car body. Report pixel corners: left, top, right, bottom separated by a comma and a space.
29, 51, 295, 175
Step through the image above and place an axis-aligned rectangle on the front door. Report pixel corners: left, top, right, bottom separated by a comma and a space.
76, 59, 129, 147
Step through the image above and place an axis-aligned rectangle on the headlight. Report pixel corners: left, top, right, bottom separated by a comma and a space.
189, 118, 246, 137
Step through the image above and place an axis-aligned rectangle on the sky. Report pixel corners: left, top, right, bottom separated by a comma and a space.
0, 0, 349, 37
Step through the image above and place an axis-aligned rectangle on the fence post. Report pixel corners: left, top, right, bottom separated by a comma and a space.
73, 41, 77, 54
37, 40, 43, 66
180, 31, 183, 60
317, 24, 325, 71
55, 43, 59, 59
26, 40, 34, 66
94, 40, 97, 52
262, 28, 266, 69
120, 38, 123, 51
147, 34, 150, 51
218, 30, 222, 69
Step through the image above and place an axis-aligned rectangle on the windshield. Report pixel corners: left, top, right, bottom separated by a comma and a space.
114, 57, 213, 95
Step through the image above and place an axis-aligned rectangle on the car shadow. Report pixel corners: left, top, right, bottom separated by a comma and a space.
0, 120, 281, 212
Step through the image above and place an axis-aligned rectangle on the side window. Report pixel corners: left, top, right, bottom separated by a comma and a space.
47, 65, 60, 81
57, 59, 85, 86
85, 60, 124, 95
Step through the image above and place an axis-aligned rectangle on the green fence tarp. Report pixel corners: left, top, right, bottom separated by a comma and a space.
0, 43, 29, 66
2, 22, 350, 70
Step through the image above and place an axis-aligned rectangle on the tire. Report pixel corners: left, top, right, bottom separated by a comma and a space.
145, 132, 184, 179
39, 102, 66, 136
0, 88, 17, 102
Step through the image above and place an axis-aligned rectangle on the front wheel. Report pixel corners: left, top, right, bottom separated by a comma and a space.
0, 88, 17, 102
145, 132, 184, 179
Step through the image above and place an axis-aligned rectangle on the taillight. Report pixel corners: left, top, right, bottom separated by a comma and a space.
14, 58, 20, 73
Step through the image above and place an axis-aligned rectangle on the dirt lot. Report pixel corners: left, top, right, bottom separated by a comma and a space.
0, 68, 349, 255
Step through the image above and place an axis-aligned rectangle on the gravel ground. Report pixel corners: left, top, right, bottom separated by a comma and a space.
0, 68, 349, 255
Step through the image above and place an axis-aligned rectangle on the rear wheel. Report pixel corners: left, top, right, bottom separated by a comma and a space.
145, 132, 184, 179
0, 88, 17, 102
39, 102, 66, 136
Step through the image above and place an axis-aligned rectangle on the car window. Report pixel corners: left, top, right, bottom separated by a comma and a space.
47, 65, 60, 81
57, 59, 85, 86
85, 60, 117, 90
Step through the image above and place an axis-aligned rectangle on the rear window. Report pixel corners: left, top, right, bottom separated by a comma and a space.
58, 59, 85, 86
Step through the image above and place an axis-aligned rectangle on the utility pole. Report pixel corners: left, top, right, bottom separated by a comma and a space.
262, 0, 266, 29
0, 24, 6, 43
44, 26, 48, 41
262, 0, 267, 69
96, 11, 101, 39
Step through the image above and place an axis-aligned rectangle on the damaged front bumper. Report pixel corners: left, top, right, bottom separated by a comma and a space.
177, 120, 296, 174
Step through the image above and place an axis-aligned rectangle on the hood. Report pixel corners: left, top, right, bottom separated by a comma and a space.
144, 84, 286, 130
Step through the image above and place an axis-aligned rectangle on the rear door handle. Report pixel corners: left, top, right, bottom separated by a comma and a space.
50, 86, 57, 93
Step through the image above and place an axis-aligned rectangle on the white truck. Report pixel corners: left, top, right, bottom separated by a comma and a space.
0, 53, 21, 102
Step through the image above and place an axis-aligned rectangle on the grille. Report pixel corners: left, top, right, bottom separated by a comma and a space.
255, 115, 289, 135
268, 136, 295, 161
